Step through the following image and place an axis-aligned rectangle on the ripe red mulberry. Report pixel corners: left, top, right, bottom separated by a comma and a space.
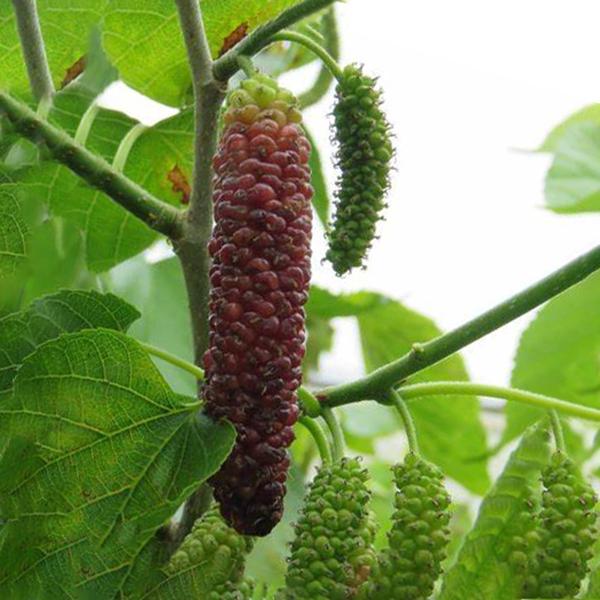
326, 64, 393, 276
204, 72, 312, 536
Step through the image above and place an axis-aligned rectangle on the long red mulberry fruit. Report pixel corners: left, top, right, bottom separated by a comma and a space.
326, 64, 393, 276
204, 72, 313, 537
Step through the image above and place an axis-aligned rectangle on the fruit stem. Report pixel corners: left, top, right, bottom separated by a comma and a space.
298, 7, 340, 109
139, 341, 205, 381
396, 382, 600, 424
299, 416, 333, 463
237, 55, 257, 78
549, 410, 566, 453
322, 407, 344, 461
388, 388, 420, 455
272, 30, 344, 82
111, 123, 147, 172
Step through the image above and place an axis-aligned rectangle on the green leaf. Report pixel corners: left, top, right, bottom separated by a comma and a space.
544, 122, 600, 213
0, 329, 235, 598
304, 314, 333, 376
0, 184, 28, 278
357, 296, 490, 494
439, 424, 551, 600
112, 256, 195, 396
503, 271, 600, 447
305, 127, 330, 228
103, 0, 303, 106
306, 286, 382, 319
0, 289, 139, 397
0, 1, 106, 98
540, 104, 600, 152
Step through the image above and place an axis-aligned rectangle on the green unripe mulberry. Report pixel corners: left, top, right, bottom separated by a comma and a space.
164, 506, 254, 597
526, 451, 598, 599
326, 64, 393, 276
360, 453, 451, 600
280, 457, 373, 599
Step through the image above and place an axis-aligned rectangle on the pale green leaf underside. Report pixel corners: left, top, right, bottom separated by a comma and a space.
504, 271, 600, 446
540, 103, 600, 152
545, 122, 600, 213
0, 329, 235, 598
439, 424, 551, 600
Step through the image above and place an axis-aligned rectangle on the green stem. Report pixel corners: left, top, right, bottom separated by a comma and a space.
112, 123, 147, 172
74, 103, 100, 146
237, 55, 257, 78
299, 416, 332, 463
298, 387, 321, 418
139, 341, 205, 381
11, 0, 55, 100
298, 7, 340, 109
549, 410, 566, 453
394, 382, 600, 423
322, 408, 344, 461
213, 0, 339, 81
320, 244, 600, 406
388, 389, 419, 454
272, 30, 344, 82
0, 91, 183, 239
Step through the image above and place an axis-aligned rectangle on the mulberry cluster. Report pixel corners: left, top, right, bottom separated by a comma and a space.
166, 506, 254, 597
281, 457, 373, 599
326, 64, 393, 276
526, 452, 598, 599
204, 72, 312, 536
360, 453, 451, 600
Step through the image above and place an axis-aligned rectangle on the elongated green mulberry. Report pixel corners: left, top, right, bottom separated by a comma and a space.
164, 506, 254, 598
280, 457, 373, 599
326, 64, 393, 276
508, 493, 541, 598
526, 451, 598, 599
360, 453, 451, 599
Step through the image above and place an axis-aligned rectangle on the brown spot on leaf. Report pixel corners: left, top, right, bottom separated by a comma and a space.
60, 56, 86, 89
167, 165, 191, 204
218, 23, 249, 57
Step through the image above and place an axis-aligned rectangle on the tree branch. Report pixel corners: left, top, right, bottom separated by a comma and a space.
11, 0, 54, 100
173, 0, 225, 366
319, 244, 600, 406
0, 91, 183, 239
213, 0, 339, 81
